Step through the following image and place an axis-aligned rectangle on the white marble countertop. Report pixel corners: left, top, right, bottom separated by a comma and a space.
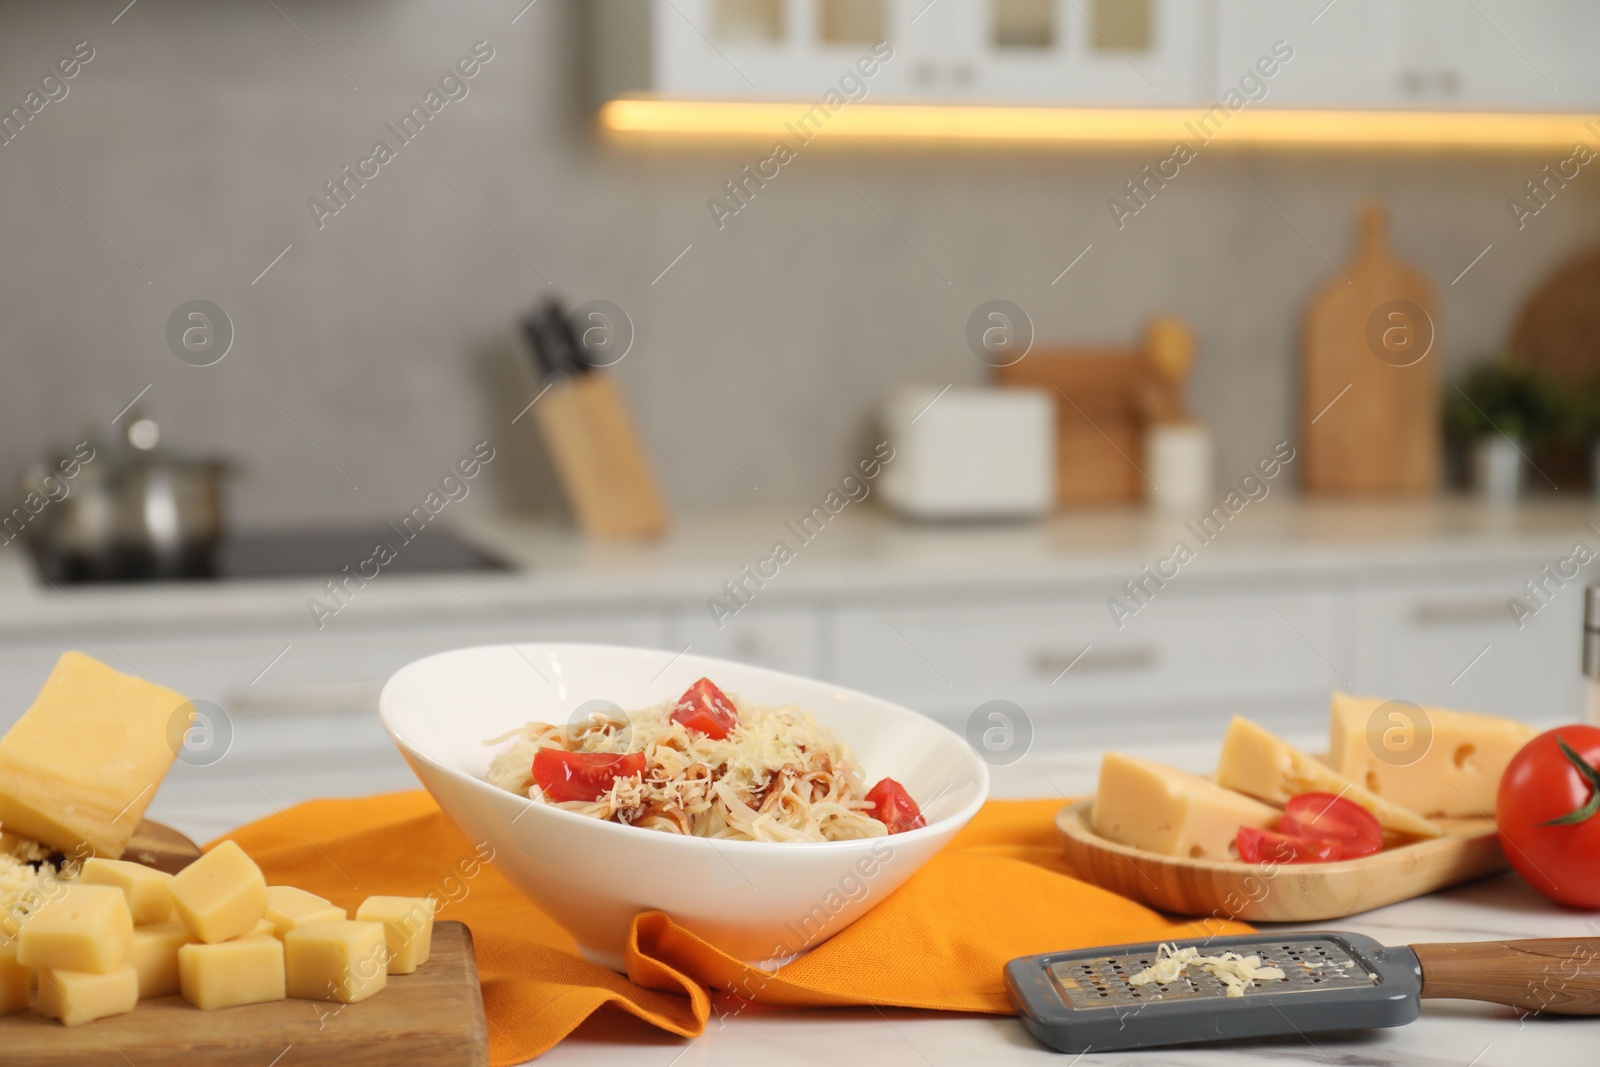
6, 495, 1600, 636
152, 735, 1599, 1067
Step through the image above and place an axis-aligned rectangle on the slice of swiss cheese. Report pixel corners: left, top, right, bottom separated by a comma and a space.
0, 652, 190, 857
1327, 692, 1538, 819
1216, 716, 1442, 838
1093, 751, 1279, 861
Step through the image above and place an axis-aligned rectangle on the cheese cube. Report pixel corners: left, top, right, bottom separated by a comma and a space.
17, 884, 133, 973
1216, 716, 1443, 838
356, 895, 435, 975
1093, 752, 1279, 860
0, 652, 189, 857
170, 840, 268, 943
0, 940, 28, 1016
242, 919, 276, 939
266, 885, 345, 939
37, 964, 139, 1026
82, 858, 175, 925
177, 936, 285, 1010
285, 920, 388, 1003
128, 920, 196, 998
1328, 692, 1540, 818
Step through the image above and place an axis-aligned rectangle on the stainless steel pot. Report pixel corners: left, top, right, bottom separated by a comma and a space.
24, 417, 233, 581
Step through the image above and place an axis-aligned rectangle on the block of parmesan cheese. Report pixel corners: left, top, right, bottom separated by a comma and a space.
1093, 752, 1279, 861
0, 652, 190, 857
1328, 692, 1539, 818
82, 858, 175, 925
1216, 716, 1442, 838
0, 939, 27, 1016
37, 964, 139, 1026
170, 840, 268, 944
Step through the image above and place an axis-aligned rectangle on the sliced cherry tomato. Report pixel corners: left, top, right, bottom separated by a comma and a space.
669, 678, 739, 740
1277, 793, 1384, 859
533, 749, 645, 803
865, 777, 926, 834
1235, 826, 1343, 864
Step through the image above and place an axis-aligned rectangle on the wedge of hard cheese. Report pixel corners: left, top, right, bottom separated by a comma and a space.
1216, 716, 1442, 838
1093, 752, 1279, 861
0, 652, 190, 857
1327, 692, 1538, 818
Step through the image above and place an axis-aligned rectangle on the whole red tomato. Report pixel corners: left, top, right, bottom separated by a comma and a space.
1497, 725, 1600, 909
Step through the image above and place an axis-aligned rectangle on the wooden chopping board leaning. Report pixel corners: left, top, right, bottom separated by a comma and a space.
1301, 202, 1440, 495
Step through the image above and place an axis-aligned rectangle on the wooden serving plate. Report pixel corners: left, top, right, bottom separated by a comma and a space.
1057, 799, 1509, 922
0, 921, 488, 1066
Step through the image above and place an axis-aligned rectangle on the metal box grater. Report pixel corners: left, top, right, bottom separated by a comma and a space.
1005, 932, 1422, 1053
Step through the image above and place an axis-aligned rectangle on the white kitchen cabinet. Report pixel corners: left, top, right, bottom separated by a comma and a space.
0, 606, 671, 730
827, 580, 1350, 734
1353, 568, 1589, 723
1217, 0, 1600, 110
599, 0, 1600, 111
668, 603, 821, 677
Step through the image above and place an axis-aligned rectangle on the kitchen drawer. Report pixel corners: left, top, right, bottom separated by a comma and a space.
828, 582, 1350, 726
1354, 569, 1590, 721
667, 604, 821, 678
0, 606, 669, 728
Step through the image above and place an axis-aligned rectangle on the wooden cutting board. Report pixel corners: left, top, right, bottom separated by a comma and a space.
1057, 800, 1506, 921
0, 921, 489, 1066
1301, 202, 1440, 495
119, 819, 204, 873
1511, 243, 1600, 386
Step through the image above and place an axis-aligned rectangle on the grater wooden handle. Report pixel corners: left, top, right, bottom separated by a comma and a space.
1412, 939, 1600, 1015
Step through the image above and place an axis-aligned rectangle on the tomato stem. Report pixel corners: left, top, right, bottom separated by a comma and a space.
1540, 736, 1600, 827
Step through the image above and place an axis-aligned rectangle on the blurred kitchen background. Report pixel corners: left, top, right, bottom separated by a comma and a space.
3, 0, 1600, 836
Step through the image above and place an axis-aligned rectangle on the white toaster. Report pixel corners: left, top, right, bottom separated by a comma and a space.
877, 386, 1055, 520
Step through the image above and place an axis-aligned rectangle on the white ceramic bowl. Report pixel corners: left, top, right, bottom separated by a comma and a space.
378, 643, 989, 970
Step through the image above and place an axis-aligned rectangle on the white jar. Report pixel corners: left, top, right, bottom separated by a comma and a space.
1147, 422, 1213, 512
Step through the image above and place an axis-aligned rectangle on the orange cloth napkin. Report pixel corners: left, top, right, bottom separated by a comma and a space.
219, 791, 1250, 1065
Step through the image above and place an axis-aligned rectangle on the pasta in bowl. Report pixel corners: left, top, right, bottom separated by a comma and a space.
484, 677, 925, 842
380, 644, 987, 970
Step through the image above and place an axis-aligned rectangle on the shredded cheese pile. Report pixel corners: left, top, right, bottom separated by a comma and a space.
1128, 943, 1286, 998
0, 829, 68, 940
484, 693, 885, 843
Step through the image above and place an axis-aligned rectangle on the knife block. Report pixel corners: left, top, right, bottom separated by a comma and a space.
533, 373, 668, 540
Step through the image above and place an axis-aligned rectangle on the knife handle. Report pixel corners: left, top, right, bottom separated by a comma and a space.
1412, 938, 1600, 1014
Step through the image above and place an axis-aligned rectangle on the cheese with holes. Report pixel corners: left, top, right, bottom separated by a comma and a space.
356, 895, 434, 975
0, 652, 191, 858
285, 920, 388, 1003
0, 940, 27, 1015
1328, 692, 1539, 818
170, 840, 268, 944
1217, 716, 1442, 838
17, 884, 133, 973
128, 920, 195, 998
37, 964, 139, 1026
178, 935, 285, 1010
266, 885, 345, 939
82, 858, 175, 925
1093, 752, 1279, 861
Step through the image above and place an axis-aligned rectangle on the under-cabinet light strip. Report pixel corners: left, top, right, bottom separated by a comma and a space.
599, 98, 1597, 150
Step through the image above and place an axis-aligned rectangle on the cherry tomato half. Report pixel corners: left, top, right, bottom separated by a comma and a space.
866, 777, 925, 834
1497, 724, 1600, 909
1235, 826, 1343, 864
1278, 793, 1384, 859
669, 678, 739, 740
533, 748, 646, 803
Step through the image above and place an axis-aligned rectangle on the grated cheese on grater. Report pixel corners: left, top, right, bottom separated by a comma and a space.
1128, 943, 1286, 997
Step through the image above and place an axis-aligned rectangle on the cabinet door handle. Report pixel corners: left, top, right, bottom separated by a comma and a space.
221, 682, 382, 716
1032, 646, 1157, 678
1412, 601, 1517, 626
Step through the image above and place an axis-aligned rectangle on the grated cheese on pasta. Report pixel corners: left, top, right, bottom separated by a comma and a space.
484, 693, 886, 843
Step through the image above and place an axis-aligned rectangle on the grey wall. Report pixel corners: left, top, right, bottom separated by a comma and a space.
1, 0, 1596, 530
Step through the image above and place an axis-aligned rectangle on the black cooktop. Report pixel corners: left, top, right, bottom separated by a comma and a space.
36, 527, 512, 584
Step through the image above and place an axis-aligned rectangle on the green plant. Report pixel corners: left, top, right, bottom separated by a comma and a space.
1443, 358, 1562, 448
